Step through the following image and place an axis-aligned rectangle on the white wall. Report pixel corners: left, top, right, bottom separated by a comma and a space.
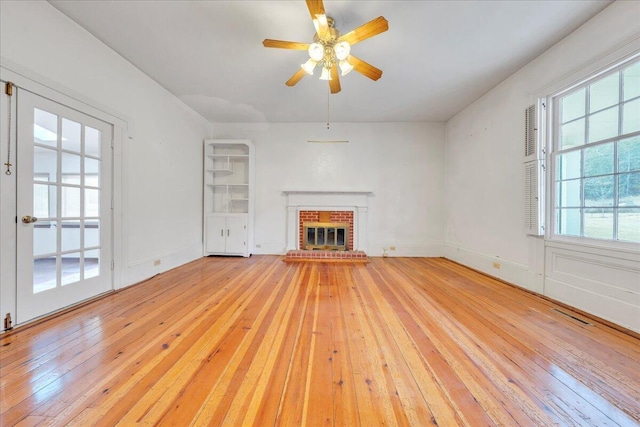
212, 122, 445, 257
444, 1, 640, 332
0, 1, 210, 324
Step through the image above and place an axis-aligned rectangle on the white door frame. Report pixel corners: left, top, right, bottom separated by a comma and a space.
1, 59, 129, 329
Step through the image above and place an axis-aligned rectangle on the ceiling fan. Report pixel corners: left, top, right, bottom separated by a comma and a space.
262, 0, 389, 94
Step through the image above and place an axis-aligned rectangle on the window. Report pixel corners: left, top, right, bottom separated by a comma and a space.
553, 58, 640, 243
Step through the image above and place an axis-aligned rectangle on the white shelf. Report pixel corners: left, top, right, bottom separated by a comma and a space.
208, 168, 233, 174
208, 154, 249, 159
206, 183, 249, 187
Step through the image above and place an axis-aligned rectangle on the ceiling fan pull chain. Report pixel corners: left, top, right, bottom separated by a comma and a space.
327, 88, 330, 130
4, 82, 14, 175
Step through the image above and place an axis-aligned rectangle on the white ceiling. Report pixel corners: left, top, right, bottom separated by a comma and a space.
50, 0, 611, 123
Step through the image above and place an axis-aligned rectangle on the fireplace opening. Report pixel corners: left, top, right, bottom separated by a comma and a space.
298, 210, 354, 251
303, 222, 349, 251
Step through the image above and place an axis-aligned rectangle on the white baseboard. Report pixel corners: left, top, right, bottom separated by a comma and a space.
252, 242, 287, 255
368, 242, 445, 257
443, 244, 543, 294
123, 242, 203, 288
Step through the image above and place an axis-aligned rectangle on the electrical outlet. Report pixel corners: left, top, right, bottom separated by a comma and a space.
255, 244, 262, 248
390, 246, 396, 251
493, 262, 501, 269
154, 259, 161, 266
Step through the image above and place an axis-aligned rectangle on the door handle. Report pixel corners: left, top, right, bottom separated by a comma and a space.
22, 215, 38, 224
227, 229, 230, 237
221, 229, 224, 237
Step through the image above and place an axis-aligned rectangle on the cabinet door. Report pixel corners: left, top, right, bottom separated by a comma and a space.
205, 216, 226, 254
225, 216, 247, 255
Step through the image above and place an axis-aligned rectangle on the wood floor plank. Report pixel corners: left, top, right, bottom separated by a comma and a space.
1, 256, 639, 426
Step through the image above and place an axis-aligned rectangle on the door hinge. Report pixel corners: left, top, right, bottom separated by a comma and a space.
110, 260, 115, 270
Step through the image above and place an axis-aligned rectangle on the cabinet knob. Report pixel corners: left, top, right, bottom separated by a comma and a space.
221, 229, 224, 237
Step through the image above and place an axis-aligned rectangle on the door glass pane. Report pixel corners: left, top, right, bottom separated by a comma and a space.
34, 146, 57, 182
34, 109, 58, 148
561, 88, 586, 123
85, 189, 100, 217
623, 62, 640, 101
317, 228, 325, 246
62, 153, 82, 183
337, 228, 345, 246
61, 118, 81, 153
622, 99, 640, 134
34, 184, 56, 219
584, 208, 613, 240
618, 136, 640, 172
85, 126, 101, 158
85, 249, 100, 279
85, 158, 100, 186
61, 220, 81, 252
590, 72, 619, 113
307, 228, 315, 246
62, 186, 81, 218
618, 208, 640, 242
61, 253, 81, 286
34, 256, 58, 293
85, 220, 100, 248
34, 221, 57, 256
588, 107, 618, 143
327, 228, 336, 245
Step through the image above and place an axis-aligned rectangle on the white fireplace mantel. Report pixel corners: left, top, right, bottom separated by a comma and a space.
284, 190, 372, 252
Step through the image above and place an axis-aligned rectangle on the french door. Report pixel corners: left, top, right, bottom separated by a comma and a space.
16, 90, 112, 324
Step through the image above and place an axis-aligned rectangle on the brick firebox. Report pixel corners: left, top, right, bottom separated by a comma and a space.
299, 211, 354, 251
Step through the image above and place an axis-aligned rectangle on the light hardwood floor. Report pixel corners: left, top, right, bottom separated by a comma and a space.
1, 256, 639, 426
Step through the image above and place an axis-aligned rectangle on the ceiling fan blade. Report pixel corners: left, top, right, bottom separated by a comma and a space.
306, 0, 325, 20
329, 65, 341, 94
338, 16, 389, 46
348, 55, 383, 81
286, 68, 307, 87
263, 39, 310, 50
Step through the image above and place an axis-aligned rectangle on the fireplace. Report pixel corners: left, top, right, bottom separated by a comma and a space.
299, 211, 353, 250
284, 190, 371, 252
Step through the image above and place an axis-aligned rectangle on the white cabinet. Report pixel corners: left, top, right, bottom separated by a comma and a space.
203, 140, 254, 257
205, 215, 247, 255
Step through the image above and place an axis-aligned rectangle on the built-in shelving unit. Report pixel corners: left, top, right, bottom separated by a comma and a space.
203, 140, 254, 257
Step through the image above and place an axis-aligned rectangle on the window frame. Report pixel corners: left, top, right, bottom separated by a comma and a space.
549, 57, 640, 248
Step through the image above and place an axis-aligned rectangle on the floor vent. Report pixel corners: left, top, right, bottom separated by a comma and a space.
552, 308, 592, 325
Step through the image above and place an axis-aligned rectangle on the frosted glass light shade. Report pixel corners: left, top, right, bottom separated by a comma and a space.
301, 58, 317, 75
308, 43, 324, 61
339, 60, 354, 76
334, 42, 351, 61
319, 67, 332, 81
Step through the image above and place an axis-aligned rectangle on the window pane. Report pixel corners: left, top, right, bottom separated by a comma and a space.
85, 189, 100, 218
623, 61, 640, 101
584, 208, 613, 240
622, 98, 640, 134
560, 118, 585, 149
85, 220, 100, 248
34, 184, 55, 219
589, 72, 619, 112
588, 106, 618, 143
85, 126, 101, 158
34, 109, 58, 148
584, 142, 613, 177
584, 176, 614, 207
34, 256, 57, 293
558, 151, 581, 180
561, 88, 586, 123
61, 118, 81, 153
557, 208, 581, 236
34, 221, 57, 256
618, 172, 640, 207
556, 180, 581, 207
618, 208, 640, 242
618, 136, 640, 172
85, 158, 100, 187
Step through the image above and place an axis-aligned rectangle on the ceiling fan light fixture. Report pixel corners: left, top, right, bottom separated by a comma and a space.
334, 41, 351, 61
301, 58, 317, 75
308, 42, 324, 61
319, 67, 332, 81
339, 59, 354, 76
